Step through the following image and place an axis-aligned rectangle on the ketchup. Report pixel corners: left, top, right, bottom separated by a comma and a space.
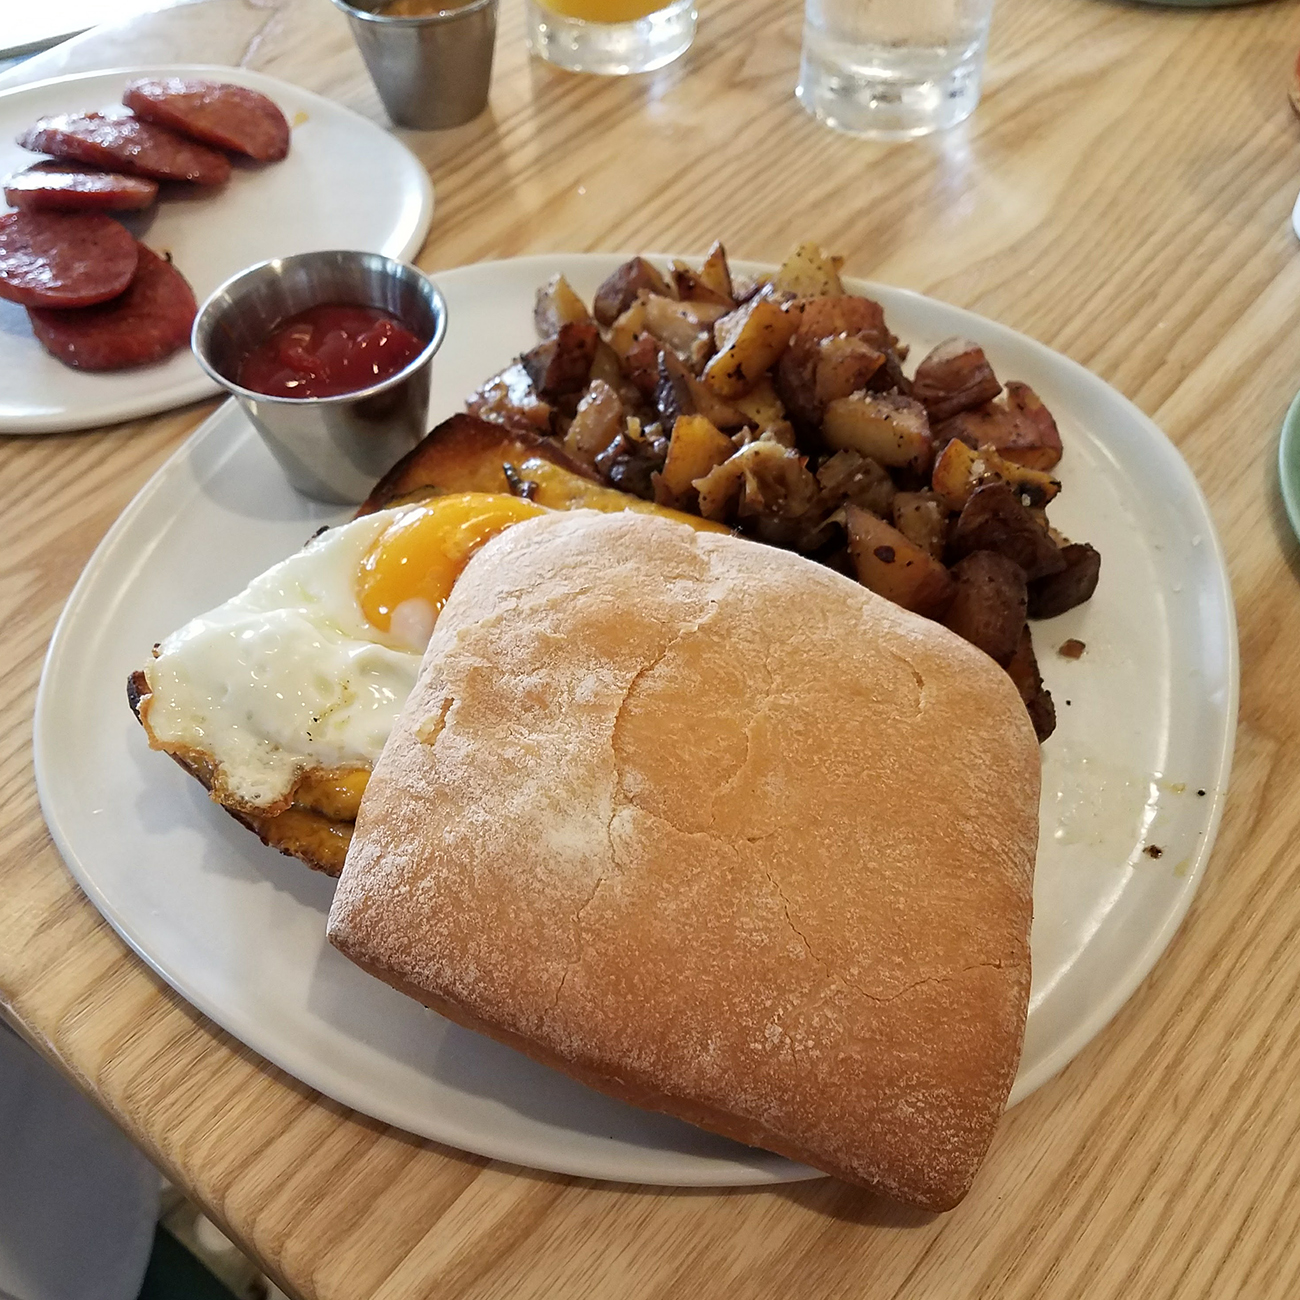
237, 303, 425, 399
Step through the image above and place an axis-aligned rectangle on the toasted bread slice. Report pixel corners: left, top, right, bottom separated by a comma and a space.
132, 415, 725, 874
128, 670, 357, 875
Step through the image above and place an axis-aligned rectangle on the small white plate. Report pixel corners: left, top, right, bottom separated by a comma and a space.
34, 255, 1239, 1186
0, 65, 434, 435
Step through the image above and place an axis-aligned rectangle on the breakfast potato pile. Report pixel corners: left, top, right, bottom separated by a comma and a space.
467, 243, 1101, 741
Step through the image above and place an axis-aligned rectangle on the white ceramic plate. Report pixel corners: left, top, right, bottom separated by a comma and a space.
0, 65, 434, 434
34, 255, 1238, 1186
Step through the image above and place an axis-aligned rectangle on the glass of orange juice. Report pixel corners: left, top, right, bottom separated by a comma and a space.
526, 0, 696, 74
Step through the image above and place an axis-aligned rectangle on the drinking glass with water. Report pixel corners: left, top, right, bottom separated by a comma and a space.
797, 0, 995, 138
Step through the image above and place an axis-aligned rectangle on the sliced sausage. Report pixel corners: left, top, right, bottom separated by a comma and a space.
3, 161, 158, 212
0, 210, 138, 308
17, 112, 231, 185
123, 78, 290, 163
28, 244, 197, 371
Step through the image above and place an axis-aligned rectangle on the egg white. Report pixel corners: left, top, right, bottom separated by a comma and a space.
142, 508, 424, 811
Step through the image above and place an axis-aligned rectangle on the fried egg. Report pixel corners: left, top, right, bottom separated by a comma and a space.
140, 492, 546, 812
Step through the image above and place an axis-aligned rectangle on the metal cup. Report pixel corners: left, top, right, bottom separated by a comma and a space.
332, 0, 497, 130
192, 250, 448, 505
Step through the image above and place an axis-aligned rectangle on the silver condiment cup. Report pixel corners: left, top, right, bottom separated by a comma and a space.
331, 0, 498, 130
192, 250, 448, 505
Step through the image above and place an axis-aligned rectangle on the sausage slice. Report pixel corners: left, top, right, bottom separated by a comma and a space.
3, 161, 158, 213
123, 78, 290, 162
17, 112, 231, 185
0, 210, 138, 308
28, 243, 197, 371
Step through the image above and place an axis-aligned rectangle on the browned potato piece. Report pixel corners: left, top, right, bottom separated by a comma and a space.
534, 274, 593, 339
732, 375, 785, 427
790, 295, 892, 350
814, 335, 887, 406
662, 414, 736, 498
564, 379, 625, 465
934, 383, 1063, 471
951, 481, 1067, 581
671, 260, 734, 308
985, 383, 1063, 470
931, 438, 1061, 512
593, 257, 671, 326
1006, 625, 1056, 742
845, 504, 955, 618
910, 337, 1002, 422
622, 331, 661, 400
696, 241, 734, 302
702, 296, 800, 398
521, 319, 599, 397
818, 450, 896, 520
468, 362, 554, 437
1028, 542, 1101, 618
655, 348, 751, 430
773, 242, 845, 298
823, 391, 932, 472
608, 298, 648, 358
642, 294, 728, 371
944, 552, 1028, 666
892, 490, 948, 560
692, 438, 819, 532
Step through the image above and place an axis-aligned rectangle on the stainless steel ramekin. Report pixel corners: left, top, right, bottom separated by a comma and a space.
192, 250, 448, 505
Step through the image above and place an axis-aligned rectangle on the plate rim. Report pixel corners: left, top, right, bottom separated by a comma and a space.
33, 253, 1240, 1184
0, 63, 435, 436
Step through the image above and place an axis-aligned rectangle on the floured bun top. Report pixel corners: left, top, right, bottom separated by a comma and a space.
328, 508, 1041, 1210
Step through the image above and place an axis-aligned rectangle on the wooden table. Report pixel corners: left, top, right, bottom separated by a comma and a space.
3, 0, 1300, 1295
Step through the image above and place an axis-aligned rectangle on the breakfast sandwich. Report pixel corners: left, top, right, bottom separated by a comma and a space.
129, 415, 724, 873
327, 509, 1040, 1210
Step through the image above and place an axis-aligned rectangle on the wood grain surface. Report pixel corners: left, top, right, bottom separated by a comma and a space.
3, 0, 1300, 1296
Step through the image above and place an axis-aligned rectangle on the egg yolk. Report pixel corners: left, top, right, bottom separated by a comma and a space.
358, 492, 547, 637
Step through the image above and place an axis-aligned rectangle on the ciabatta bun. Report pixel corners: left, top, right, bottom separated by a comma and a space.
328, 509, 1039, 1209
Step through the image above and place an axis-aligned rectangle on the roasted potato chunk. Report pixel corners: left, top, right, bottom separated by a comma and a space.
703, 296, 800, 398
593, 257, 671, 326
655, 348, 751, 431
534, 274, 593, 339
892, 490, 949, 560
565, 379, 625, 466
773, 242, 845, 298
814, 335, 887, 407
1006, 626, 1056, 742
662, 414, 736, 499
696, 241, 734, 303
1028, 542, 1101, 618
931, 438, 1061, 512
671, 259, 735, 308
818, 449, 896, 519
910, 337, 1002, 422
521, 319, 599, 397
909, 335, 998, 421
732, 375, 785, 428
791, 295, 893, 350
950, 481, 1067, 581
823, 391, 932, 472
934, 382, 1063, 470
468, 361, 554, 437
693, 439, 819, 534
845, 504, 955, 619
642, 294, 728, 371
944, 552, 1028, 666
